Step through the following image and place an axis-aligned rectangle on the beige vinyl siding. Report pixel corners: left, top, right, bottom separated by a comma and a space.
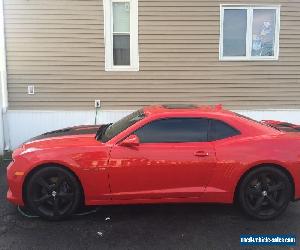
4, 0, 300, 110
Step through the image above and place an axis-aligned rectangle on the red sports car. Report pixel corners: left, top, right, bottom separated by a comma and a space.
7, 104, 300, 220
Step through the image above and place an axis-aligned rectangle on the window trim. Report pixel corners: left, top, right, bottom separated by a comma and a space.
219, 4, 280, 61
103, 0, 139, 71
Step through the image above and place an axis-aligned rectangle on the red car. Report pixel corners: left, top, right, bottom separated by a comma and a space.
7, 104, 300, 220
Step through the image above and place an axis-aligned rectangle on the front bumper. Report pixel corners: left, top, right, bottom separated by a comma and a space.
7, 188, 21, 205
6, 160, 25, 206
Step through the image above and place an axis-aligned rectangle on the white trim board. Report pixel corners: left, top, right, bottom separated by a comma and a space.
0, 0, 7, 153
0, 0, 7, 109
5, 109, 300, 150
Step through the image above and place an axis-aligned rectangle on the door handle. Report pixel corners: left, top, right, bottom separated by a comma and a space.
194, 151, 209, 157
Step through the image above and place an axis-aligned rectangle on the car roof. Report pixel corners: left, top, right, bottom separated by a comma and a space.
143, 104, 235, 117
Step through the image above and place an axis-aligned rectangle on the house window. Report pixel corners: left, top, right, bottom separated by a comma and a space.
220, 5, 280, 60
104, 0, 139, 71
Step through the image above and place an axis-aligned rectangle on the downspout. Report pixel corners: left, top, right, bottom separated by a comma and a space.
0, 0, 9, 153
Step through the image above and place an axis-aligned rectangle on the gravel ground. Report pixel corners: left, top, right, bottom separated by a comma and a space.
0, 160, 300, 250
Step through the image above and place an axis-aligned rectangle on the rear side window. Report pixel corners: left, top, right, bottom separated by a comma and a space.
209, 119, 240, 141
134, 118, 209, 143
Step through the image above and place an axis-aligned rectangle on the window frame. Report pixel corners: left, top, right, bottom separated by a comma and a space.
132, 117, 210, 144
103, 0, 139, 71
129, 117, 241, 144
219, 5, 280, 61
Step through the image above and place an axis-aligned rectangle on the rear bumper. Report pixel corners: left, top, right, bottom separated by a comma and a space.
292, 169, 300, 201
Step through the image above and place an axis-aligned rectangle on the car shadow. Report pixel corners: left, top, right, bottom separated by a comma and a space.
88, 203, 243, 221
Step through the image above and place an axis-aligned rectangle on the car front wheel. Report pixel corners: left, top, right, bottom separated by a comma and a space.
238, 166, 292, 220
25, 166, 82, 221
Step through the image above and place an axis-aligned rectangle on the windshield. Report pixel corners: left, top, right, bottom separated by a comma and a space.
100, 109, 145, 142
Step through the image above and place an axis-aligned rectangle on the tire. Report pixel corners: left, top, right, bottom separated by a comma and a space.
238, 166, 292, 220
25, 166, 82, 221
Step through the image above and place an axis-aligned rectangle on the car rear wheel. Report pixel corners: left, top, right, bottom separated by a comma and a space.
238, 166, 292, 220
25, 166, 82, 221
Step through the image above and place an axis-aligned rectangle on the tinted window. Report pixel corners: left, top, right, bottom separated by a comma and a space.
134, 118, 209, 143
209, 120, 240, 141
101, 110, 145, 142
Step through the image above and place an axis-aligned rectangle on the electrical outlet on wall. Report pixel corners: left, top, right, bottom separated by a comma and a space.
95, 100, 101, 108
28, 85, 35, 95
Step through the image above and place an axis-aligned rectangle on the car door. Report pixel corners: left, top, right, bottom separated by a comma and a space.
107, 117, 216, 200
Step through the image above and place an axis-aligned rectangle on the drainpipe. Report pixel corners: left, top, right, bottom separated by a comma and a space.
0, 0, 8, 154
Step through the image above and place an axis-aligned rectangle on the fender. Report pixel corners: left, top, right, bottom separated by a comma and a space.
10, 143, 112, 206
203, 159, 299, 203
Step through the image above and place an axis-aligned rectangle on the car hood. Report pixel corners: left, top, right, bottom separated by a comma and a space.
13, 125, 107, 159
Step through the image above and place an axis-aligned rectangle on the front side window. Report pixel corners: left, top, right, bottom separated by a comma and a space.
104, 0, 139, 71
134, 118, 209, 143
220, 5, 280, 60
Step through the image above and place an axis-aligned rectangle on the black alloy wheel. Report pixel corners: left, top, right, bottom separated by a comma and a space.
25, 166, 82, 221
238, 166, 292, 220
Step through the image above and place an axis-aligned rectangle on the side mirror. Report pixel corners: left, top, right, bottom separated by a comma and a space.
119, 134, 140, 147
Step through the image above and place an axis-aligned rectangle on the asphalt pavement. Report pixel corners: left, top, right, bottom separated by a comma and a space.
0, 160, 300, 250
